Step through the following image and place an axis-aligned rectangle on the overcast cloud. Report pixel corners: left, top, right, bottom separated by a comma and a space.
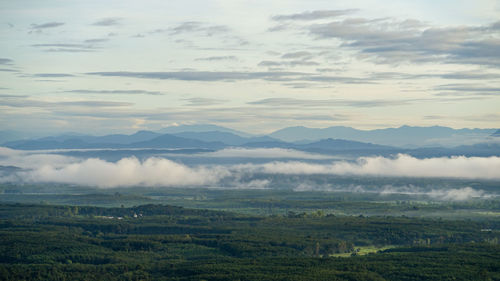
1, 1, 500, 134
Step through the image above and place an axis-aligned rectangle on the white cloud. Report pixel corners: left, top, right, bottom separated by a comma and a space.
293, 183, 490, 201
1, 148, 499, 190
428, 187, 487, 201
0, 147, 78, 169
25, 157, 229, 188
242, 154, 500, 179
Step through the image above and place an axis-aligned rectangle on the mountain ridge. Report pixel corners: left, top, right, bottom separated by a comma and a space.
2, 125, 498, 155
269, 125, 497, 147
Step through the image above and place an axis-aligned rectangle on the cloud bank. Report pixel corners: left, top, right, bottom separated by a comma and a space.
27, 157, 228, 188
1, 148, 500, 190
246, 154, 500, 179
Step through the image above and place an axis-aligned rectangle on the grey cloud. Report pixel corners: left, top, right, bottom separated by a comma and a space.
32, 43, 88, 48
434, 84, 500, 97
281, 82, 319, 89
149, 28, 168, 34
306, 17, 500, 66
248, 97, 415, 108
3, 100, 132, 108
316, 68, 339, 73
300, 75, 372, 84
195, 56, 237, 61
489, 21, 500, 30
0, 68, 17, 72
33, 73, 75, 78
66, 89, 164, 95
258, 61, 281, 67
284, 60, 319, 66
92, 18, 121, 26
0, 95, 132, 109
31, 43, 97, 53
0, 94, 29, 98
435, 85, 500, 93
424, 115, 445, 120
266, 51, 281, 56
171, 21, 203, 34
31, 22, 64, 29
86, 70, 305, 81
46, 104, 350, 125
60, 101, 133, 107
435, 93, 499, 98
397, 19, 429, 29
183, 98, 227, 106
258, 60, 319, 67
366, 70, 500, 81
84, 38, 109, 43
86, 70, 372, 86
433, 96, 488, 103
272, 9, 358, 21
136, 22, 245, 47
281, 51, 312, 59
440, 71, 500, 80
86, 70, 368, 85
33, 80, 68, 83
45, 48, 95, 53
292, 114, 347, 121
366, 72, 429, 80
462, 114, 500, 122
0, 58, 13, 65
268, 23, 289, 32
170, 21, 230, 36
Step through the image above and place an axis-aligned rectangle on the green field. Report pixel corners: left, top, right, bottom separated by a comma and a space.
330, 245, 397, 257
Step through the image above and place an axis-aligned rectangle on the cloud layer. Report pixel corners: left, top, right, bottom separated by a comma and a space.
1, 148, 500, 191
28, 157, 228, 188
246, 154, 500, 179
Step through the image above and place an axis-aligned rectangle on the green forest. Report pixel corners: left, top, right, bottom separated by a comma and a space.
0, 203, 499, 280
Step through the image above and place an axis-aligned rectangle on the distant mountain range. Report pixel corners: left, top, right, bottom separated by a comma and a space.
159, 124, 251, 137
2, 124, 499, 158
3, 132, 223, 150
269, 125, 497, 147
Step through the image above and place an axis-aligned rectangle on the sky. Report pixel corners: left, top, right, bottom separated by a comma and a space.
1, 0, 500, 136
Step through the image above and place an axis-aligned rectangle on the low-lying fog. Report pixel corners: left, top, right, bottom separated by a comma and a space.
1, 147, 499, 201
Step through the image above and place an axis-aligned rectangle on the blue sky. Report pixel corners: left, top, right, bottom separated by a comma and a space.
1, 0, 499, 135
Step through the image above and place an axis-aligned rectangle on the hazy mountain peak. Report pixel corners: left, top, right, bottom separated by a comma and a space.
159, 124, 251, 137
269, 125, 497, 147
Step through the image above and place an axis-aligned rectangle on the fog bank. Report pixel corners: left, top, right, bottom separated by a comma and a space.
246, 154, 500, 179
1, 148, 500, 189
